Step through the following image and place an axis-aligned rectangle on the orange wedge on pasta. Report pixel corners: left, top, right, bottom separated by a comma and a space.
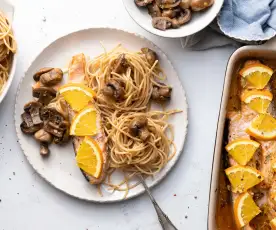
70, 105, 99, 136
234, 192, 261, 228
76, 136, 103, 178
59, 83, 95, 111
246, 114, 276, 140
241, 89, 273, 113
239, 63, 273, 89
225, 139, 260, 166
225, 166, 263, 193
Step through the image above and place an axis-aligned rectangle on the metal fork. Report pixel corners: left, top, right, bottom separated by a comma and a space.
138, 174, 178, 230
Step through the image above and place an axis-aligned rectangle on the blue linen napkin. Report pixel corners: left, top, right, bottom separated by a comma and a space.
180, 0, 276, 50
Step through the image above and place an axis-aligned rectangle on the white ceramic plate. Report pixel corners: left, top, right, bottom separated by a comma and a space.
0, 1, 17, 104
122, 0, 224, 38
14, 28, 188, 202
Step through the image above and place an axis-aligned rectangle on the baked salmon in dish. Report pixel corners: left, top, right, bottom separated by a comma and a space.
218, 60, 276, 229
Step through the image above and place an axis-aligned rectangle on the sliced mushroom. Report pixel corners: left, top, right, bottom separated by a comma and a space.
111, 54, 129, 74
45, 98, 69, 121
20, 101, 43, 134
135, 0, 154, 7
20, 121, 43, 134
147, 2, 162, 18
190, 0, 213, 11
171, 9, 191, 28
141, 48, 158, 66
152, 17, 173, 31
162, 7, 181, 18
24, 101, 43, 125
157, 0, 180, 8
40, 68, 63, 86
53, 126, 70, 144
129, 116, 150, 142
44, 121, 64, 138
40, 142, 50, 156
179, 0, 191, 9
139, 129, 150, 142
129, 116, 148, 136
43, 120, 69, 144
151, 83, 172, 102
33, 67, 53, 81
41, 108, 64, 124
32, 87, 56, 105
56, 120, 69, 141
34, 129, 53, 143
21, 112, 34, 128
102, 79, 125, 101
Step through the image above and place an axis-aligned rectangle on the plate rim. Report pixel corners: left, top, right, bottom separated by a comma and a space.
14, 27, 188, 203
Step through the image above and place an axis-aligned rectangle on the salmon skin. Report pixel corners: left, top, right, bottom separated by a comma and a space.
67, 54, 109, 184
225, 61, 276, 229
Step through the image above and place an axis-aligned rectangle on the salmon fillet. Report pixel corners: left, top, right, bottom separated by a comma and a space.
68, 53, 109, 184
226, 65, 276, 229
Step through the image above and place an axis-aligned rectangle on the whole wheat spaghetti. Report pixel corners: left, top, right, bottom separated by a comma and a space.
0, 10, 16, 94
85, 45, 167, 118
85, 45, 180, 197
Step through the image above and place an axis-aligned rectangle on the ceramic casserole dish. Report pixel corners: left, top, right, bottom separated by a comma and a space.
208, 38, 276, 230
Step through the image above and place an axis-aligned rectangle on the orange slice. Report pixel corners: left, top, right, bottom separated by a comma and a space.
59, 83, 95, 111
241, 89, 273, 113
234, 192, 261, 228
270, 218, 276, 229
70, 105, 99, 136
246, 114, 276, 140
226, 139, 260, 166
76, 136, 103, 178
225, 165, 263, 193
239, 63, 273, 89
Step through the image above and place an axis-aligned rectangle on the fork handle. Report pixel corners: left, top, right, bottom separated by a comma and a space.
139, 175, 178, 230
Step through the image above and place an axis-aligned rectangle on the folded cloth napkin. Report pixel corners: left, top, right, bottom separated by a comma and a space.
181, 0, 276, 50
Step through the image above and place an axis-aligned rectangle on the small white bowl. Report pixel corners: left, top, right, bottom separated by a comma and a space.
122, 0, 224, 38
0, 1, 17, 104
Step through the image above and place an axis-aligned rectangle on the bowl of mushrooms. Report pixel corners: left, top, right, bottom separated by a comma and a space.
122, 0, 224, 38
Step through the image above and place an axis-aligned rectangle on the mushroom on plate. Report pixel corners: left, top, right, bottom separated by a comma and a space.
141, 48, 158, 66
20, 101, 44, 134
179, 0, 191, 9
23, 101, 43, 125
135, 0, 154, 7
152, 17, 173, 31
147, 2, 162, 18
20, 121, 43, 134
171, 9, 191, 28
129, 116, 150, 142
157, 0, 181, 9
162, 7, 181, 18
32, 86, 57, 105
42, 97, 69, 121
40, 142, 50, 156
33, 67, 63, 86
34, 129, 53, 143
41, 98, 70, 144
151, 83, 172, 102
33, 67, 53, 81
190, 0, 214, 11
34, 129, 53, 156
111, 54, 129, 74
102, 79, 125, 101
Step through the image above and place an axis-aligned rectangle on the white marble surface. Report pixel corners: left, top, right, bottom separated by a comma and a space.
0, 0, 236, 229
